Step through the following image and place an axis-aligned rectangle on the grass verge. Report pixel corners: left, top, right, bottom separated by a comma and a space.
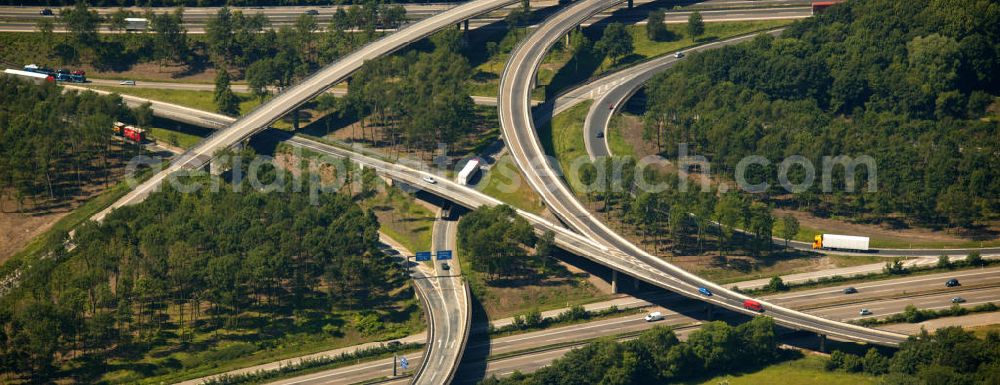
698, 354, 877, 385
88, 85, 260, 114
477, 154, 545, 215
538, 101, 592, 194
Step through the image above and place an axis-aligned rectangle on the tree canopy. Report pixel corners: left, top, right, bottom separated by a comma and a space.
643, 0, 1000, 229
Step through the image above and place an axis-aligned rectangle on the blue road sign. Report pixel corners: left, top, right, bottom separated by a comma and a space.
415, 251, 432, 261
400, 356, 409, 369
436, 250, 453, 260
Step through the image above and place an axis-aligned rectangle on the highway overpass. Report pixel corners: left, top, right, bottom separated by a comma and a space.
90, 0, 523, 223
496, 0, 908, 346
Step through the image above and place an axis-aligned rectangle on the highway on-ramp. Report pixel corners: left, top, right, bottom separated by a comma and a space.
89, 0, 521, 223
411, 213, 471, 385
496, 0, 907, 346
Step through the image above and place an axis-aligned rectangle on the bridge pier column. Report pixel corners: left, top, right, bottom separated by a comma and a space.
818, 334, 827, 353
464, 20, 470, 32
705, 305, 714, 320
628, 0, 633, 8
611, 270, 619, 294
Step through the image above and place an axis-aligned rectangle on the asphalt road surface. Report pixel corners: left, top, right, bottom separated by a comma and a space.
285, 267, 1000, 384
496, 0, 907, 346
90, 0, 522, 223
411, 214, 471, 385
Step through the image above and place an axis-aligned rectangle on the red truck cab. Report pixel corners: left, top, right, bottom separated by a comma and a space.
743, 299, 764, 312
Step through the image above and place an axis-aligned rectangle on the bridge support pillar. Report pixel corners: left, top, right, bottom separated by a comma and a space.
464, 20, 470, 32
611, 270, 619, 294
628, 0, 633, 8
818, 334, 827, 353
706, 305, 714, 320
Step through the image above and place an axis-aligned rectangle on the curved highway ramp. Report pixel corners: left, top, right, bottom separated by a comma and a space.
496, 0, 908, 346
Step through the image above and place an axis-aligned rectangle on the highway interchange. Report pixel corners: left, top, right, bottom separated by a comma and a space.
14, 0, 1000, 382
0, 1, 812, 33
64, 86, 1000, 382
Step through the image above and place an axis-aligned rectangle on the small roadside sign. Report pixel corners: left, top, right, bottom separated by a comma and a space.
436, 250, 453, 260
415, 251, 432, 261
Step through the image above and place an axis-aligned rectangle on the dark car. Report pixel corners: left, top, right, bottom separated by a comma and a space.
946, 278, 960, 287
441, 262, 450, 271
305, 10, 319, 15
40, 9, 53, 16
596, 131, 604, 138
951, 297, 966, 303
843, 287, 858, 294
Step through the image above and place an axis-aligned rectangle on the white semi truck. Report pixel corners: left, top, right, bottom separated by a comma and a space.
456, 158, 481, 186
813, 234, 870, 251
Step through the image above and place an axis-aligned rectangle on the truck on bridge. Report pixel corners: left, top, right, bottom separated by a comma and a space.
456, 158, 481, 186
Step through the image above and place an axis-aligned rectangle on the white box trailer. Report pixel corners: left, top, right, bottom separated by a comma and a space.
814, 234, 870, 251
125, 18, 148, 31
4, 68, 54, 84
456, 158, 481, 186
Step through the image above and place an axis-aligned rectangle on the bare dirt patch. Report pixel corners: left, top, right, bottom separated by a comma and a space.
84, 62, 219, 83
612, 113, 662, 159
775, 208, 999, 247
0, 177, 115, 263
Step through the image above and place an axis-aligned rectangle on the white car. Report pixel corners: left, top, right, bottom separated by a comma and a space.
644, 311, 664, 322
674, 51, 685, 58
422, 176, 436, 184
859, 309, 872, 316
120, 80, 136, 86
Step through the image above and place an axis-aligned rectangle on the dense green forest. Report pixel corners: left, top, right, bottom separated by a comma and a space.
457, 204, 537, 280
0, 75, 139, 213
0, 172, 414, 382
330, 28, 479, 152
480, 317, 781, 385
826, 327, 1000, 384
643, 0, 999, 229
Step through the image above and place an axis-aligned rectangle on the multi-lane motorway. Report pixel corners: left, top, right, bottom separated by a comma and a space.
279, 267, 1000, 384
414, 213, 471, 385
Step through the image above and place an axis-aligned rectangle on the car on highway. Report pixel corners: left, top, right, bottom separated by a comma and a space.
843, 287, 858, 294
305, 10, 319, 15
859, 308, 872, 316
120, 80, 136, 86
422, 176, 436, 184
743, 299, 764, 312
40, 9, 54, 16
698, 287, 712, 296
946, 278, 961, 287
951, 297, 966, 303
441, 262, 450, 271
596, 131, 604, 138
674, 51, 684, 58
386, 340, 402, 348
644, 311, 664, 322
